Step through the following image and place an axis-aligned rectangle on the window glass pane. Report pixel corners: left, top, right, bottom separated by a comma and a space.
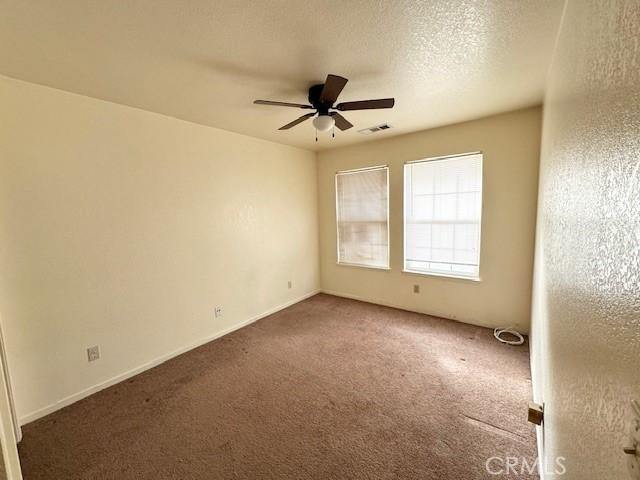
404, 154, 482, 278
336, 167, 389, 268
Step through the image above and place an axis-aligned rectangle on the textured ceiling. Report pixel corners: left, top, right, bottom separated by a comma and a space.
0, 0, 564, 151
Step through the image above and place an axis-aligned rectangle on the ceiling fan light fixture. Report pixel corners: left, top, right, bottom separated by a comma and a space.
313, 114, 335, 132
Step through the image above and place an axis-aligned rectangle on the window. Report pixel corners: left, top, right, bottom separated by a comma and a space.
403, 153, 483, 279
336, 166, 389, 269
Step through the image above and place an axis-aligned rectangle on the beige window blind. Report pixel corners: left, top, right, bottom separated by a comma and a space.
335, 166, 389, 269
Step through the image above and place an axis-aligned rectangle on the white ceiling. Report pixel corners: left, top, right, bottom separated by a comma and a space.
0, 0, 564, 151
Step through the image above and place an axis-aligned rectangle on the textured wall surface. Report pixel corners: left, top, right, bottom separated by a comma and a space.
0, 76, 319, 423
318, 107, 541, 331
530, 0, 640, 478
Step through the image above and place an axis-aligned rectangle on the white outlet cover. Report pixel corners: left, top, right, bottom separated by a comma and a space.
87, 345, 100, 362
214, 306, 223, 318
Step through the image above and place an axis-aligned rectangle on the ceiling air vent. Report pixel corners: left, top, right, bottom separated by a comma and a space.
358, 123, 392, 135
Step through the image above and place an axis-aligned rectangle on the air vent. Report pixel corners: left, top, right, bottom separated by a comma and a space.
358, 123, 392, 135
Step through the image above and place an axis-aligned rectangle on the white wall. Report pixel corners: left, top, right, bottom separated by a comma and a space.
0, 76, 319, 423
531, 1, 640, 478
318, 107, 541, 331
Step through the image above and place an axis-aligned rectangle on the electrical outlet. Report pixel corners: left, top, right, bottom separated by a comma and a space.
87, 345, 100, 362
214, 306, 223, 318
413, 284, 420, 294
288, 280, 292, 289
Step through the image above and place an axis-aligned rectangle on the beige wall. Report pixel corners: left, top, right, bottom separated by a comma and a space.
0, 76, 319, 423
318, 107, 541, 331
530, 1, 640, 478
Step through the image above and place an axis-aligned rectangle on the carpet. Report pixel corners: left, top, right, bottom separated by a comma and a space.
18, 294, 537, 479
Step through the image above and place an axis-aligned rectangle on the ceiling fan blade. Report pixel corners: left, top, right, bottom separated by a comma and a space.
254, 100, 313, 109
335, 98, 395, 111
278, 113, 316, 130
319, 75, 348, 104
329, 112, 353, 131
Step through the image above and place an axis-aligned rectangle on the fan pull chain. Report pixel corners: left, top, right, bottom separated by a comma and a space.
315, 128, 318, 142
332, 125, 335, 138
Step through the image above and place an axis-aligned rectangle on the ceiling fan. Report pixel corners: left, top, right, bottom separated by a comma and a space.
253, 74, 394, 139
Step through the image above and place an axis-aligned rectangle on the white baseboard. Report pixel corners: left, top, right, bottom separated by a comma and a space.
19, 290, 320, 426
320, 289, 489, 329
320, 288, 449, 319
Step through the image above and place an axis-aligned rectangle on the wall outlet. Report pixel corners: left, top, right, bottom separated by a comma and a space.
214, 306, 223, 318
413, 284, 420, 294
87, 345, 100, 362
288, 280, 292, 289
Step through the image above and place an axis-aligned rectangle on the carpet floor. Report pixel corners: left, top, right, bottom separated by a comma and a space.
18, 294, 537, 479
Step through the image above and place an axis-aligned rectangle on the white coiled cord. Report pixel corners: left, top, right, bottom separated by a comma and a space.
493, 327, 524, 346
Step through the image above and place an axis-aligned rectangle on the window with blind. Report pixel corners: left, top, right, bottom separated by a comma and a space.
403, 153, 483, 279
336, 166, 389, 269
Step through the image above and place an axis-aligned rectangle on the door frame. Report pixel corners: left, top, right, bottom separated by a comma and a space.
0, 320, 22, 479
0, 321, 19, 443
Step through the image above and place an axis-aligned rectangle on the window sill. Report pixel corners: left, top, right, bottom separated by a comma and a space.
337, 262, 391, 271
402, 269, 481, 282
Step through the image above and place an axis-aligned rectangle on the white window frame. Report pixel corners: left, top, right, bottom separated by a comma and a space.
335, 165, 390, 270
402, 152, 483, 281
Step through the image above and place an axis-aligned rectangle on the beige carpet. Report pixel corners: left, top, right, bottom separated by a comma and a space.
18, 294, 537, 479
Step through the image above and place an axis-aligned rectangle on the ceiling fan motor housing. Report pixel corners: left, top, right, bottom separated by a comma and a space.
308, 84, 331, 114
